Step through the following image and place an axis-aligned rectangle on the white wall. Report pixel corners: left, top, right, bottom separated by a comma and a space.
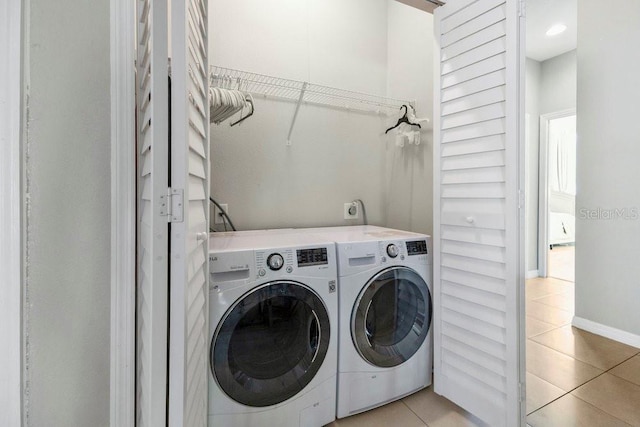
525, 50, 576, 273
24, 0, 111, 425
385, 0, 434, 235
575, 0, 640, 336
208, 0, 434, 234
540, 49, 577, 115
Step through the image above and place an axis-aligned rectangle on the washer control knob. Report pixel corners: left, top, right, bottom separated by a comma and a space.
386, 244, 399, 258
267, 253, 284, 271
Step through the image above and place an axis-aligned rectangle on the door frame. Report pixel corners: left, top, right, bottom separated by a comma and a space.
107, 0, 529, 424
109, 0, 137, 425
537, 108, 576, 278
0, 0, 24, 424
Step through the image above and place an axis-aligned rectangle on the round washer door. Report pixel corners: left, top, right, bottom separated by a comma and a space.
351, 266, 432, 368
211, 281, 331, 407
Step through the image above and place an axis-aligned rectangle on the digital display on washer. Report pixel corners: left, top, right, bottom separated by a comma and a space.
406, 240, 428, 255
297, 247, 328, 267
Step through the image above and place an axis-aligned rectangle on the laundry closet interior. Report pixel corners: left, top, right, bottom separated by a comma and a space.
202, 0, 438, 425
135, 0, 523, 425
207, 0, 435, 234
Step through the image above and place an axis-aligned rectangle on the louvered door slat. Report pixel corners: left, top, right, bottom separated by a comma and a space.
443, 54, 506, 88
442, 38, 507, 75
441, 135, 506, 157
441, 239, 506, 263
442, 20, 507, 61
135, 0, 169, 425
169, 0, 209, 425
441, 225, 507, 248
442, 86, 506, 116
434, 0, 524, 425
440, 0, 504, 34
442, 3, 506, 47
442, 322, 506, 360
442, 69, 507, 102
442, 309, 506, 344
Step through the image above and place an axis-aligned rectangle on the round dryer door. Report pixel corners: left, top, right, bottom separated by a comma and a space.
352, 266, 432, 368
211, 281, 331, 407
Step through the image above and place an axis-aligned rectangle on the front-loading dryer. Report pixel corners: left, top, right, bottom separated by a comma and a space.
208, 231, 338, 427
302, 226, 433, 418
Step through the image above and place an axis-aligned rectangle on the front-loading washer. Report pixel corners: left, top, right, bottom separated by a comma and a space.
208, 231, 338, 427
300, 226, 433, 418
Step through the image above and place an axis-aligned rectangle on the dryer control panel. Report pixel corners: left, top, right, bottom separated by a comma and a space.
376, 239, 430, 265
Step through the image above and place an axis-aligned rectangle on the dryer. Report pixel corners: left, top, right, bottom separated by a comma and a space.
303, 226, 433, 418
208, 231, 338, 427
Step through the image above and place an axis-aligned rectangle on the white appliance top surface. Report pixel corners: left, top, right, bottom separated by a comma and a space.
302, 225, 431, 243
209, 229, 334, 253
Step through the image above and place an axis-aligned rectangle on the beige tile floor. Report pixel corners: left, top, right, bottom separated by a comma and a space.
326, 275, 640, 426
526, 276, 640, 426
325, 387, 487, 427
548, 244, 575, 283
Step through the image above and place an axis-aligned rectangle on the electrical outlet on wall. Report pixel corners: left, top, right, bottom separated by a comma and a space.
344, 202, 359, 220
214, 203, 228, 224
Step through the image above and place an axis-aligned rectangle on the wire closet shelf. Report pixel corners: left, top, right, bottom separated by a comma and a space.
209, 66, 414, 115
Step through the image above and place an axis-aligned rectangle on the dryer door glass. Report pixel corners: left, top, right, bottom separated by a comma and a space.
352, 266, 432, 368
211, 281, 331, 407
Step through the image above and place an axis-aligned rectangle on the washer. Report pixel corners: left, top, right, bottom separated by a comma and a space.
301, 226, 433, 418
208, 231, 338, 427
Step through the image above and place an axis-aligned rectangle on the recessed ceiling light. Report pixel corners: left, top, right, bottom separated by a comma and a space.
546, 24, 567, 37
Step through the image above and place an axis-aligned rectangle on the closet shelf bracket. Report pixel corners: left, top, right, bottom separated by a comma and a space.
287, 82, 308, 146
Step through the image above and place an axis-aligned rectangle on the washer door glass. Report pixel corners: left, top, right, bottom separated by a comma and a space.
211, 281, 330, 407
352, 266, 432, 368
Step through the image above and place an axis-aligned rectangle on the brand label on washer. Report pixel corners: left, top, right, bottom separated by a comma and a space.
328, 280, 337, 293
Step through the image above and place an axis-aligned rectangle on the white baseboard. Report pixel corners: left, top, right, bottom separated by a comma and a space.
526, 270, 540, 279
572, 316, 640, 348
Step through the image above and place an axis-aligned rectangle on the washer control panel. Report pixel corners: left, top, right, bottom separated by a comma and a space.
376, 239, 430, 265
256, 249, 294, 277
255, 246, 331, 279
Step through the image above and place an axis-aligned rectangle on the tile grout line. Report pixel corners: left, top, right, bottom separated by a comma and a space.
527, 351, 640, 422
525, 276, 635, 423
525, 321, 566, 339
527, 275, 638, 423
399, 398, 430, 427
529, 296, 574, 311
564, 395, 633, 427
528, 330, 639, 372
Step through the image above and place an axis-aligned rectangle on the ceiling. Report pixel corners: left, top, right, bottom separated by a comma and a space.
421, 0, 577, 62
526, 0, 577, 61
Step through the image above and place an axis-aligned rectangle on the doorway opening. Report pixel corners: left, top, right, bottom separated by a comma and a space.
540, 110, 576, 282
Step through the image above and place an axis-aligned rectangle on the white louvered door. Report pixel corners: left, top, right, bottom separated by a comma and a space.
433, 0, 525, 426
136, 0, 169, 425
168, 0, 210, 425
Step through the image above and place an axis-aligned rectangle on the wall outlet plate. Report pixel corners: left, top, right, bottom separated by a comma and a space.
214, 203, 228, 225
344, 202, 358, 220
